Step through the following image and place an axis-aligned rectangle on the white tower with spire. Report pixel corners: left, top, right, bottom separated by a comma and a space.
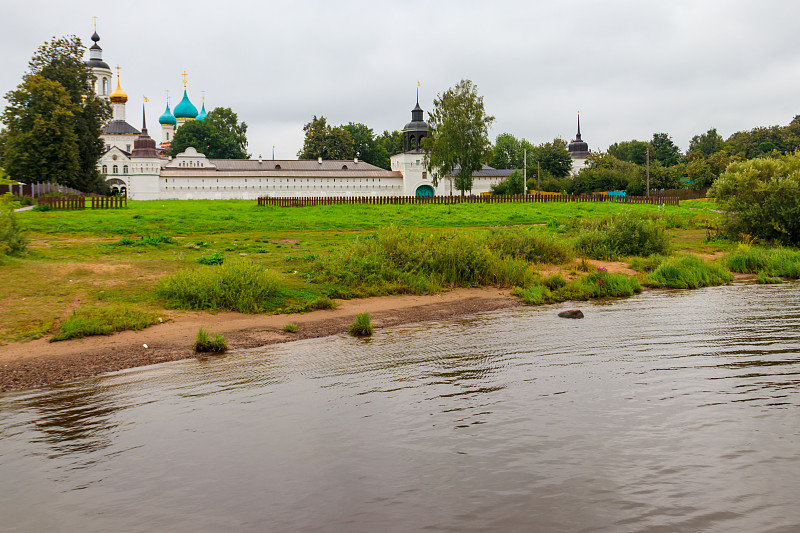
86, 20, 112, 99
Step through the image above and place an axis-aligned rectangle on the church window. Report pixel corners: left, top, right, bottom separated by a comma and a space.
166, 132, 170, 141
102, 78, 108, 95
123, 165, 128, 173
102, 165, 107, 174
126, 145, 131, 152
112, 165, 118, 174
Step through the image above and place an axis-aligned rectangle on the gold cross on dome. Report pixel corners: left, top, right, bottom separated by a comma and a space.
165, 89, 170, 106
201, 90, 206, 103
182, 71, 188, 89
92, 16, 97, 31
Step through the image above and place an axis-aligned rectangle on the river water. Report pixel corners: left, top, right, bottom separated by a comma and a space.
2, 282, 800, 532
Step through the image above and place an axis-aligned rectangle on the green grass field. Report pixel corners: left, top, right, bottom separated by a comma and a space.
0, 198, 729, 343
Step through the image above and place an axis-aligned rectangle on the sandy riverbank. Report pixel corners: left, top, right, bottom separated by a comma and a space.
0, 288, 522, 393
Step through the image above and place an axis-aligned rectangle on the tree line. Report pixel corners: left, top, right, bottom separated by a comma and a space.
297, 115, 404, 170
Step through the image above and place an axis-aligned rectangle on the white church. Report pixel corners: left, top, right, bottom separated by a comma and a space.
89, 30, 586, 201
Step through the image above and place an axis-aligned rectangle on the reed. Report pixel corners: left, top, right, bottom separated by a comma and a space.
348, 312, 373, 337
194, 327, 228, 353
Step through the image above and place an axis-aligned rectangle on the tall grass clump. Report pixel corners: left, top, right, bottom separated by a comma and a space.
50, 305, 160, 342
486, 228, 573, 264
312, 226, 536, 296
348, 312, 373, 336
725, 245, 800, 279
644, 254, 733, 289
512, 270, 641, 305
575, 210, 670, 260
156, 261, 280, 313
195, 327, 227, 353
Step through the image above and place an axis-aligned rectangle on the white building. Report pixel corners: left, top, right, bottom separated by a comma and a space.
88, 30, 512, 200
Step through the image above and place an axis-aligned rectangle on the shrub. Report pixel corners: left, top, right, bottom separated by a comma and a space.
195, 327, 227, 353
32, 203, 52, 212
348, 312, 373, 336
644, 254, 733, 289
575, 210, 670, 259
156, 261, 280, 313
50, 305, 159, 342
628, 255, 666, 273
0, 199, 28, 256
283, 323, 298, 333
115, 235, 173, 246
709, 154, 800, 244
198, 252, 225, 265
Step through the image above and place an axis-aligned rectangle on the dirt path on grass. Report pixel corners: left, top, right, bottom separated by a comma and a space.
0, 288, 522, 392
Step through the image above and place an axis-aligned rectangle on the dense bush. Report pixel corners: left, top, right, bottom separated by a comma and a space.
0, 195, 28, 256
156, 261, 280, 313
575, 211, 670, 260
709, 153, 800, 244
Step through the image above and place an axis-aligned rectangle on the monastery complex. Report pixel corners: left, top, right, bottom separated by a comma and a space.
87, 30, 588, 201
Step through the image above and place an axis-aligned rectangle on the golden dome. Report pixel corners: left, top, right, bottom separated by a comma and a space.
109, 78, 127, 104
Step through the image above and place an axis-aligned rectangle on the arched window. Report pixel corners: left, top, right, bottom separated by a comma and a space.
112, 165, 118, 174
123, 165, 128, 173
102, 78, 108, 95
166, 132, 170, 141
102, 165, 107, 174
342, 165, 348, 170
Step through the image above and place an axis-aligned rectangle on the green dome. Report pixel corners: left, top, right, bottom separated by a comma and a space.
173, 89, 198, 119
159, 103, 176, 126
196, 102, 207, 121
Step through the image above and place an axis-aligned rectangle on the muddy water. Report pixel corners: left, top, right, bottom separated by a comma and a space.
2, 283, 800, 532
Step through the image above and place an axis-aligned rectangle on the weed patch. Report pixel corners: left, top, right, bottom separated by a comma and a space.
156, 261, 280, 313
198, 252, 225, 265
725, 245, 800, 279
194, 327, 227, 353
283, 323, 298, 333
644, 255, 733, 289
348, 312, 373, 336
51, 305, 160, 342
575, 211, 670, 260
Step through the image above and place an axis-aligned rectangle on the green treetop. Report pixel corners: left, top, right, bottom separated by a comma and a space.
423, 79, 494, 195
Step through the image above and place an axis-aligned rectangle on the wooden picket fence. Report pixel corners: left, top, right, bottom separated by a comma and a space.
36, 195, 127, 210
257, 193, 679, 207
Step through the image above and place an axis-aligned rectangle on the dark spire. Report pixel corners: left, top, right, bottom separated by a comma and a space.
568, 111, 589, 158
131, 103, 159, 158
575, 112, 582, 141
141, 104, 147, 134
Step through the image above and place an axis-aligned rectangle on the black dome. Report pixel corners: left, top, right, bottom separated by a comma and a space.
404, 120, 428, 131
87, 58, 110, 70
91, 31, 100, 42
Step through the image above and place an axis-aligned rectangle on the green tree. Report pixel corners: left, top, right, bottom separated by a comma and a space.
297, 115, 355, 160
343, 122, 387, 167
607, 140, 649, 165
709, 153, 800, 244
423, 79, 494, 195
204, 107, 249, 158
1, 75, 80, 186
532, 138, 573, 178
376, 130, 403, 159
490, 169, 524, 195
688, 128, 725, 156
651, 132, 682, 166
491, 133, 523, 169
170, 107, 250, 159
2, 36, 109, 192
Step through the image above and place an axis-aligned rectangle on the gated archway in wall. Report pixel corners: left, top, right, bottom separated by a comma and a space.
415, 184, 435, 197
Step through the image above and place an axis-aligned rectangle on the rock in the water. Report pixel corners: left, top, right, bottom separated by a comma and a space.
558, 309, 584, 319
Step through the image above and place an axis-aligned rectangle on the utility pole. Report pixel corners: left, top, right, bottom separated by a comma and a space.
537, 161, 541, 193
523, 148, 527, 197
646, 147, 650, 197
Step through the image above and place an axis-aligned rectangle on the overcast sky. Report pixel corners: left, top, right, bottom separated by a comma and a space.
2, 0, 800, 159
